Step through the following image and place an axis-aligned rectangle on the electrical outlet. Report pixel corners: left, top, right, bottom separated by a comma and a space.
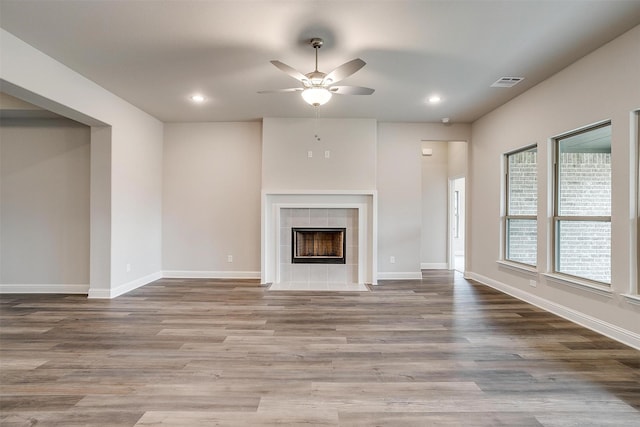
390, 256, 396, 264
227, 255, 233, 263
529, 279, 537, 287
307, 150, 313, 158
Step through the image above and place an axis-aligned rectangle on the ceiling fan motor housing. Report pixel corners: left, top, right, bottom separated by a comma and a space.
306, 71, 327, 86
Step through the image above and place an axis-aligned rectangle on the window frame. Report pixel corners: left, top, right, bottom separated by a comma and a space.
636, 111, 640, 295
503, 143, 538, 268
622, 110, 640, 304
633, 110, 640, 296
551, 121, 612, 286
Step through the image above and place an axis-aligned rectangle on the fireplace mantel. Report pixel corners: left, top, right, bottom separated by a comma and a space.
261, 190, 377, 285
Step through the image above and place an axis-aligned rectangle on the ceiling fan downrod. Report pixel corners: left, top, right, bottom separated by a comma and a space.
310, 38, 323, 72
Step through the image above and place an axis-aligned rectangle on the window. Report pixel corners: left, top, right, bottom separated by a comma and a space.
504, 145, 537, 266
553, 122, 611, 284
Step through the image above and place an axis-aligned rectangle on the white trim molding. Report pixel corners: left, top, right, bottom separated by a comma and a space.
466, 271, 640, 351
542, 272, 613, 298
496, 260, 538, 275
162, 270, 261, 280
377, 271, 423, 280
622, 294, 640, 306
0, 284, 89, 294
88, 271, 163, 299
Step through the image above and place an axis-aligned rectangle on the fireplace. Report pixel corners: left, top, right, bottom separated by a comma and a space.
292, 227, 346, 264
261, 192, 376, 285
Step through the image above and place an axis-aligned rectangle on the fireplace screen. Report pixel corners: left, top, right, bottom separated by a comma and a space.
292, 228, 346, 264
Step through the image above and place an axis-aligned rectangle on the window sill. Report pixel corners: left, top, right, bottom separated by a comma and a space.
496, 260, 538, 276
621, 294, 640, 306
542, 273, 613, 298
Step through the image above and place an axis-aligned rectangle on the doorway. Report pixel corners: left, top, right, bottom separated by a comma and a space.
450, 177, 465, 273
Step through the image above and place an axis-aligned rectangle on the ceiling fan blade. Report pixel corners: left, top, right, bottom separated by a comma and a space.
270, 60, 309, 83
329, 85, 375, 95
323, 58, 366, 84
257, 87, 303, 94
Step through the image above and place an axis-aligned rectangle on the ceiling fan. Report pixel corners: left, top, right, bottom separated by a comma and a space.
258, 38, 375, 106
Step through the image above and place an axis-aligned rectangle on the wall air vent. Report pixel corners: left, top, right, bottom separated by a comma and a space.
491, 77, 524, 88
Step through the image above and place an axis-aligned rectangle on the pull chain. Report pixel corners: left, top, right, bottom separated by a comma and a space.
314, 107, 321, 142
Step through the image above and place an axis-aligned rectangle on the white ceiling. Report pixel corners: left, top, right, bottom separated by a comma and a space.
1, 0, 639, 123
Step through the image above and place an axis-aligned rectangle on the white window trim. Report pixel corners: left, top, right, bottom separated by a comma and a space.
622, 293, 640, 305
542, 272, 613, 298
631, 109, 640, 296
502, 144, 538, 268
550, 121, 612, 286
496, 259, 538, 275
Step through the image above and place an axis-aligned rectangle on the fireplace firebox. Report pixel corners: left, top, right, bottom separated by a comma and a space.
291, 228, 346, 264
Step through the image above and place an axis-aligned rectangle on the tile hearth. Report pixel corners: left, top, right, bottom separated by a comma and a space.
268, 281, 369, 292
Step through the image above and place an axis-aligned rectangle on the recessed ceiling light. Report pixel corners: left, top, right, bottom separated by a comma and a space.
190, 94, 205, 103
428, 95, 441, 104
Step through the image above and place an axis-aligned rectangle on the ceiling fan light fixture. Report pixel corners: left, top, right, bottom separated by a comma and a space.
190, 94, 206, 103
301, 87, 332, 106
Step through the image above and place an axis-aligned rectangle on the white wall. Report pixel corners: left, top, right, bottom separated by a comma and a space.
109, 119, 163, 293
261, 118, 377, 284
448, 140, 467, 179
1, 29, 163, 297
262, 118, 377, 191
421, 141, 449, 268
162, 122, 262, 276
0, 119, 90, 290
469, 25, 640, 345
377, 123, 471, 279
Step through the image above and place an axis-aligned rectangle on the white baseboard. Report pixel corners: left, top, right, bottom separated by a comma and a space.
0, 283, 89, 294
465, 271, 640, 351
88, 271, 163, 299
420, 263, 449, 270
162, 270, 261, 280
377, 271, 423, 280
3, 271, 261, 299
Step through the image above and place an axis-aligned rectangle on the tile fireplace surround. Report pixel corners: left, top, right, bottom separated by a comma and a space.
282, 209, 356, 283
261, 191, 377, 286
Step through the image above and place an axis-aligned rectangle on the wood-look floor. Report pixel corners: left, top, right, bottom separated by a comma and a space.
1, 272, 639, 426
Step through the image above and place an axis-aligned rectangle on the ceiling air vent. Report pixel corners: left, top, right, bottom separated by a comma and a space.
491, 77, 524, 88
